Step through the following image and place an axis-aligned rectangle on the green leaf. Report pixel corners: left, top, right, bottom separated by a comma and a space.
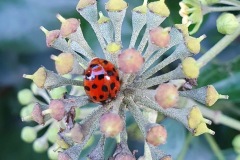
158, 118, 187, 159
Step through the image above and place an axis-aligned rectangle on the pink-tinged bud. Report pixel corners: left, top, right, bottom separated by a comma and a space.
57, 14, 80, 38
111, 143, 136, 160
115, 154, 136, 160
100, 113, 124, 137
146, 124, 167, 146
155, 83, 179, 109
68, 124, 84, 143
118, 49, 144, 73
149, 27, 170, 48
31, 103, 44, 125
40, 26, 60, 47
58, 152, 71, 160
42, 100, 65, 121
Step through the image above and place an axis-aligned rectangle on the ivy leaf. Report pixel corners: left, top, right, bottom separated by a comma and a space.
158, 118, 187, 159
185, 136, 237, 160
214, 73, 240, 102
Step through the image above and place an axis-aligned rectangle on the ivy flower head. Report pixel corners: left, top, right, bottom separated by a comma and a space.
20, 0, 229, 159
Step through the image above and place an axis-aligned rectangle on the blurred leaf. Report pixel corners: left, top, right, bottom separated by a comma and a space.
214, 73, 240, 102
198, 56, 240, 102
184, 136, 237, 160
0, 0, 76, 53
158, 118, 187, 159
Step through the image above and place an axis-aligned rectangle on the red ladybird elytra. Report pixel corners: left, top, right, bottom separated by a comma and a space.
83, 58, 121, 103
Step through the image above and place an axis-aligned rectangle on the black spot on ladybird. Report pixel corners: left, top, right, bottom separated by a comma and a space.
93, 96, 97, 100
98, 74, 104, 80
103, 60, 108, 65
110, 82, 115, 90
84, 86, 90, 91
107, 71, 114, 76
92, 84, 97, 89
102, 85, 108, 92
116, 76, 120, 81
99, 95, 104, 99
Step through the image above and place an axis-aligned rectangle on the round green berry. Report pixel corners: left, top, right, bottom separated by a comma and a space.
18, 89, 35, 105
48, 145, 58, 160
33, 137, 49, 153
21, 126, 37, 143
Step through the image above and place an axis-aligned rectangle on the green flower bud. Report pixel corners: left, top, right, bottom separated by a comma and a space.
46, 124, 59, 144
48, 145, 58, 160
33, 137, 49, 153
148, 0, 170, 17
133, 0, 147, 14
175, 22, 191, 37
193, 122, 215, 136
217, 13, 239, 35
20, 103, 34, 118
106, 0, 128, 12
49, 87, 67, 99
98, 12, 110, 24
232, 134, 240, 154
188, 106, 212, 129
182, 57, 200, 79
23, 67, 47, 88
56, 135, 69, 149
77, 0, 96, 9
18, 89, 35, 105
106, 42, 121, 54
21, 126, 37, 143
184, 35, 206, 54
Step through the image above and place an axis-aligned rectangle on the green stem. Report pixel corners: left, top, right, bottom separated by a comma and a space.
197, 25, 240, 68
219, 0, 240, 7
204, 134, 225, 160
177, 133, 193, 160
203, 6, 240, 14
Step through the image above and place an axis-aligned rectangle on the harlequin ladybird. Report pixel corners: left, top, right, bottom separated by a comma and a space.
83, 58, 121, 103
